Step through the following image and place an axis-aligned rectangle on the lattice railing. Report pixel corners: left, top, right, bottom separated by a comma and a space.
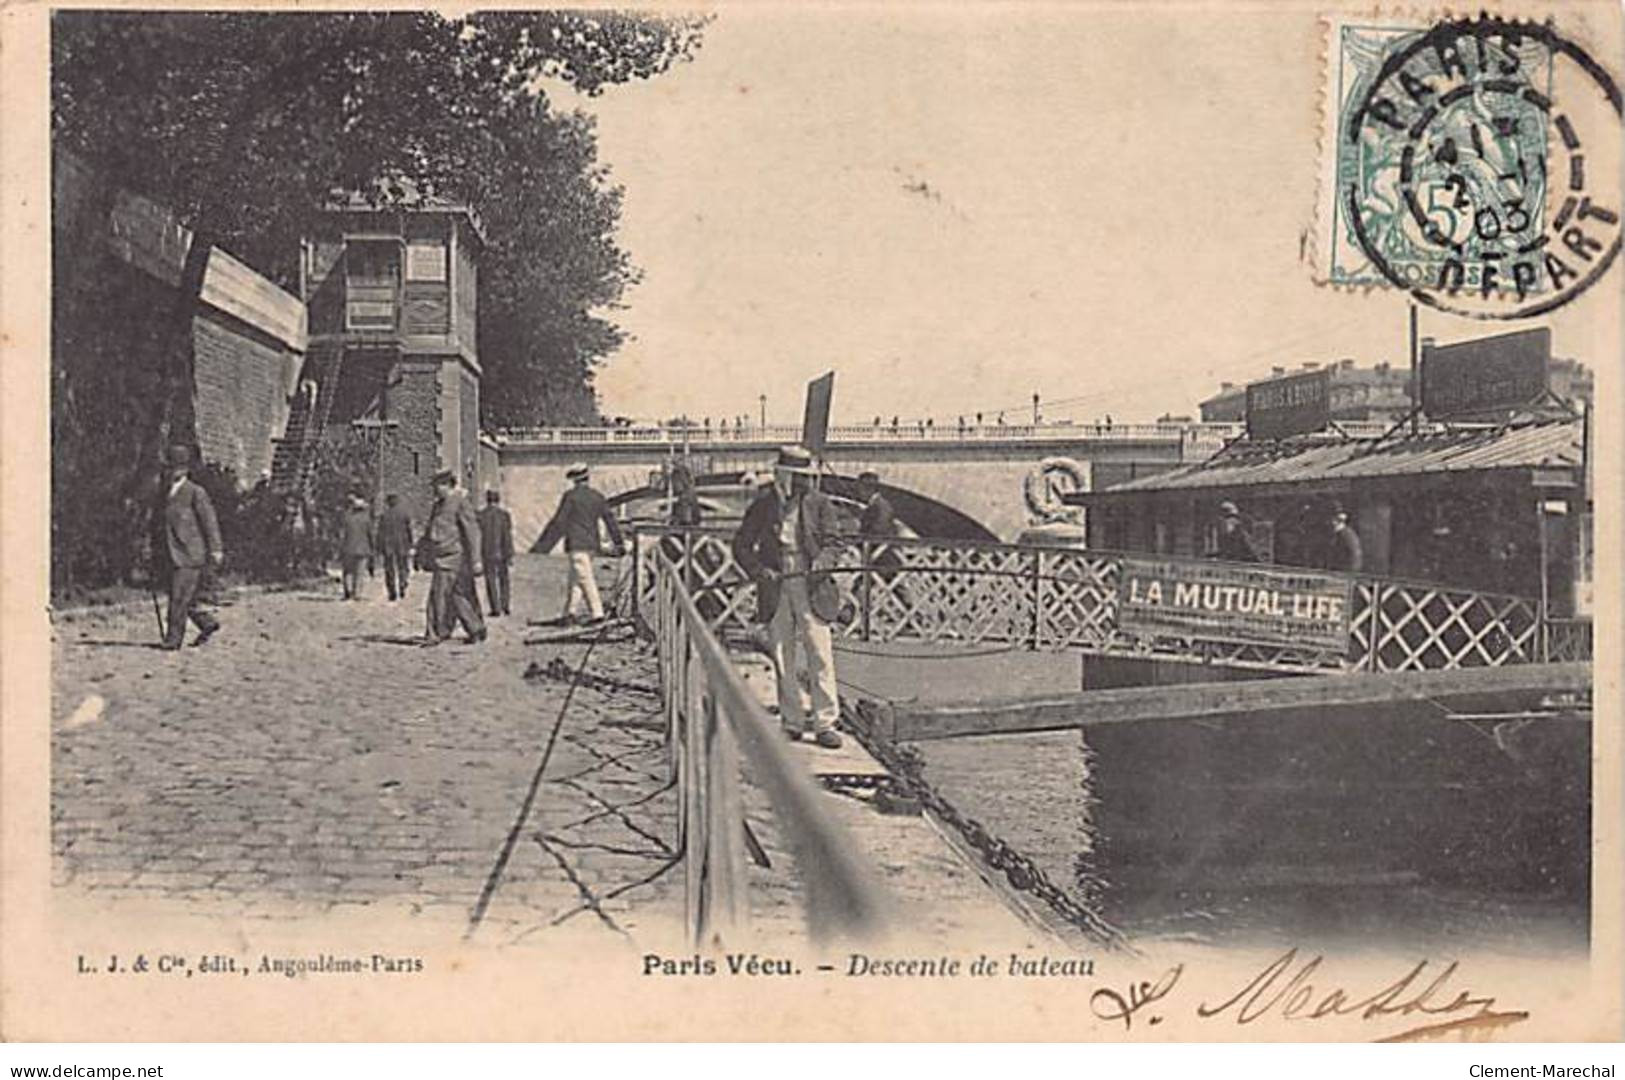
1545, 618, 1594, 664
632, 526, 1584, 675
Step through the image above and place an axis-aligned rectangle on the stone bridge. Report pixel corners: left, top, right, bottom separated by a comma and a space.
493, 421, 1243, 547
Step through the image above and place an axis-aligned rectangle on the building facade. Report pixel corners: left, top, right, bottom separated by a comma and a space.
1200, 354, 1593, 425
297, 199, 486, 523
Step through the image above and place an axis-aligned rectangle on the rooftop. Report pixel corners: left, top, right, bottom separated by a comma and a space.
1072, 417, 1583, 499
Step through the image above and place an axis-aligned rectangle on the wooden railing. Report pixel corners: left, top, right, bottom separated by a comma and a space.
635, 527, 1586, 675
653, 546, 889, 945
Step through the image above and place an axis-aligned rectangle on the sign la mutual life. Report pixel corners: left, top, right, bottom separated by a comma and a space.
1119, 558, 1354, 652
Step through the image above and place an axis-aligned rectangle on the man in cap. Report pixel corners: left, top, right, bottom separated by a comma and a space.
1214, 500, 1260, 563
537, 463, 625, 624
479, 489, 515, 617
156, 444, 223, 650
732, 446, 846, 749
375, 493, 415, 601
1326, 503, 1364, 573
420, 469, 486, 645
856, 470, 898, 538
338, 492, 375, 600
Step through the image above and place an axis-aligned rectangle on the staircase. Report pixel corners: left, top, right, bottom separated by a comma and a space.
270, 340, 345, 497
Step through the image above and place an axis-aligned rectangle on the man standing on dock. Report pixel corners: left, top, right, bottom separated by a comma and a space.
376, 493, 415, 602
1326, 503, 1364, 574
156, 444, 223, 650
419, 469, 486, 646
479, 489, 515, 617
733, 446, 845, 749
538, 463, 625, 625
1215, 500, 1261, 563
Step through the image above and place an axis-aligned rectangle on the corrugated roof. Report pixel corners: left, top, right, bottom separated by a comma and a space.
1091, 418, 1582, 496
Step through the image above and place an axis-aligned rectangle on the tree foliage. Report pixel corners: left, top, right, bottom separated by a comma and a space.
50, 10, 706, 593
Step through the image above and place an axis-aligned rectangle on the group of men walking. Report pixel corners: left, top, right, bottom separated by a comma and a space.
152, 439, 880, 756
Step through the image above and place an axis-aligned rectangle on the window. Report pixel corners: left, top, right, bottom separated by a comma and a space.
406, 241, 447, 282
345, 240, 399, 330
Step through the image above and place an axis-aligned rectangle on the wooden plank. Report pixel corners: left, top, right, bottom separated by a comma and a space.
889, 662, 1591, 742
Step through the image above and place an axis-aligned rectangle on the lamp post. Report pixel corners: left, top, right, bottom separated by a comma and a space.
351, 417, 399, 504
758, 394, 767, 430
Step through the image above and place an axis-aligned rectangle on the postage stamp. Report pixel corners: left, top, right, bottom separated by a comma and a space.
1318, 14, 1622, 318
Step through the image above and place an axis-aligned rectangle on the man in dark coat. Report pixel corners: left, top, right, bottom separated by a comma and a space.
479, 489, 515, 616
731, 446, 846, 748
856, 469, 908, 604
376, 493, 415, 601
538, 463, 625, 623
1214, 500, 1261, 563
418, 470, 485, 646
338, 493, 374, 600
1327, 504, 1364, 573
157, 444, 223, 650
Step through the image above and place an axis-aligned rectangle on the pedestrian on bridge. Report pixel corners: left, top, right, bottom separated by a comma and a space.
480, 489, 515, 616
732, 446, 845, 749
376, 493, 415, 602
538, 463, 626, 624
419, 469, 486, 646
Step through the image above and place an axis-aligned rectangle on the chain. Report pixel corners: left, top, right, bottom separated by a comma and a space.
844, 700, 1126, 949
524, 656, 661, 700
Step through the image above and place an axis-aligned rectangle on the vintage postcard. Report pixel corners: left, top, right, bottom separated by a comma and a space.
2, 0, 1620, 1043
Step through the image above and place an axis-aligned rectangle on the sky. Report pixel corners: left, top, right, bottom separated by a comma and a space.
563, 5, 1608, 426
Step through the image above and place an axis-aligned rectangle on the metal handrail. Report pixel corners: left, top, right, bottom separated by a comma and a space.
654, 547, 889, 945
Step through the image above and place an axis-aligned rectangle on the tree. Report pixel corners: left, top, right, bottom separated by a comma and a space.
51, 10, 706, 588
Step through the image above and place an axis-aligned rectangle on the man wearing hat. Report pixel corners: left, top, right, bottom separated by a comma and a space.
1215, 500, 1260, 563
1326, 503, 1364, 573
537, 463, 625, 624
338, 492, 375, 600
732, 446, 846, 749
376, 493, 415, 602
157, 443, 223, 650
420, 469, 486, 645
479, 489, 515, 617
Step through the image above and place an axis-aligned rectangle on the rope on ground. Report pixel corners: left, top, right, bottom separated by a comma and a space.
464, 564, 633, 940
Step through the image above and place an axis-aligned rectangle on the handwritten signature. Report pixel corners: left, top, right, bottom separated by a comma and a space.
1090, 948, 1528, 1040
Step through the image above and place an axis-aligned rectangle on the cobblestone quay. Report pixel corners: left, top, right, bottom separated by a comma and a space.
51, 554, 684, 946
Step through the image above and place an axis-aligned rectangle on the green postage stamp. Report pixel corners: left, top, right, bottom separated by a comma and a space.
1316, 14, 1620, 319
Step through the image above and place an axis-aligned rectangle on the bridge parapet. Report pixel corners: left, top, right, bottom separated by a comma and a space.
493, 420, 1257, 449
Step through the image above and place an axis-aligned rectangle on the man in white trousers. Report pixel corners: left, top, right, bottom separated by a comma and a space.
731, 446, 846, 749
538, 463, 626, 623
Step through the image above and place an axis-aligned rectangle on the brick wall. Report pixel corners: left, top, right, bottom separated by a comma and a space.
193, 311, 302, 484
381, 360, 442, 525
459, 365, 480, 491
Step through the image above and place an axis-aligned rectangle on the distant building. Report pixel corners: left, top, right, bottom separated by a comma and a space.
1199, 359, 1412, 424
1200, 354, 1593, 425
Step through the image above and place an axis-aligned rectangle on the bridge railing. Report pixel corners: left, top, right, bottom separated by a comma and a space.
494, 420, 1254, 447
653, 544, 889, 945
634, 526, 1584, 675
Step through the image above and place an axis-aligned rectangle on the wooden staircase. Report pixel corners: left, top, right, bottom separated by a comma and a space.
270, 340, 345, 497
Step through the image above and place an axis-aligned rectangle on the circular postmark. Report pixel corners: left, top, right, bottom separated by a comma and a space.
1344, 16, 1622, 319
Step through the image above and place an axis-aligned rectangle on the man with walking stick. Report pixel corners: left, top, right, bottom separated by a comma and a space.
156, 444, 224, 650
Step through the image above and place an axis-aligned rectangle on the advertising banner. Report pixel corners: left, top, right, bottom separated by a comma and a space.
1118, 557, 1353, 651
1245, 368, 1331, 440
1420, 327, 1550, 418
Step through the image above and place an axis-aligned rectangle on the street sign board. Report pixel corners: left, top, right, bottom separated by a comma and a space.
1118, 557, 1353, 652
802, 371, 835, 453
1245, 368, 1330, 440
1420, 327, 1550, 419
